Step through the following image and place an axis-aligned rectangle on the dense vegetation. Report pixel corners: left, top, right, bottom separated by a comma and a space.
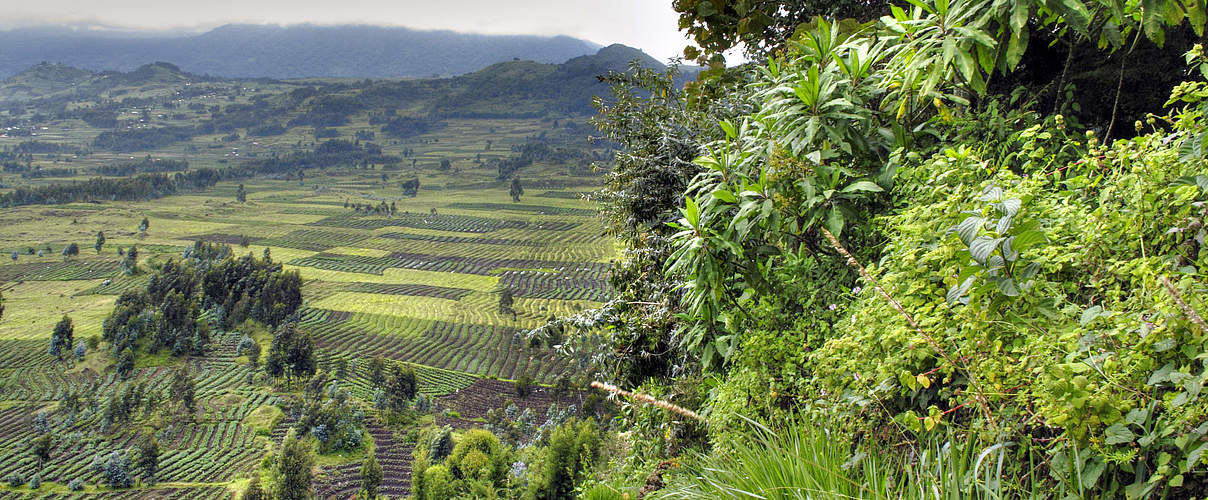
554, 0, 1208, 498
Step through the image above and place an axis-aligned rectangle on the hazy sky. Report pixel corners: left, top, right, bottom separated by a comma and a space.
1, 0, 697, 62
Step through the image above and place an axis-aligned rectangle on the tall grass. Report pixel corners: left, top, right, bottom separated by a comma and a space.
649, 419, 1053, 500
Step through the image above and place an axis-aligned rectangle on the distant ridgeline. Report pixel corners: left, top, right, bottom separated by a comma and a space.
0, 140, 393, 207
0, 24, 604, 79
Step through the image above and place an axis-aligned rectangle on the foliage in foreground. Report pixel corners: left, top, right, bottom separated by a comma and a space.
569, 1, 1208, 498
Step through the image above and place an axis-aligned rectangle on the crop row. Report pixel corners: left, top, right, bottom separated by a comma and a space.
536, 190, 591, 199
75, 274, 151, 296
189, 232, 264, 246
343, 282, 473, 300
0, 486, 228, 499
0, 259, 117, 282
303, 310, 566, 382
378, 232, 543, 247
258, 228, 370, 252
309, 213, 578, 233
312, 418, 412, 499
499, 269, 611, 302
290, 251, 608, 279
446, 202, 597, 217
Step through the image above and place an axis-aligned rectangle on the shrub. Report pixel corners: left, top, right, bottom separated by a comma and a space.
447, 429, 506, 483
68, 478, 83, 491
527, 418, 600, 500
6, 472, 23, 487
421, 465, 455, 500
514, 373, 534, 398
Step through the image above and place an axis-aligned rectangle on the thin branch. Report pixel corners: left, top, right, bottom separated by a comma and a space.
591, 381, 707, 423
820, 228, 996, 425
1160, 275, 1208, 335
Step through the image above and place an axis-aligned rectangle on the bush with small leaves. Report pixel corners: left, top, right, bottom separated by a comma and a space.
68, 478, 83, 491
6, 472, 23, 487
28, 472, 39, 489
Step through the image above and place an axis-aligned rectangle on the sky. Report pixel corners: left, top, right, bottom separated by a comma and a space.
0, 0, 698, 63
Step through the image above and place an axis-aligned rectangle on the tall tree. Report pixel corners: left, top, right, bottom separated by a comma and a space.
0, 290, 5, 321
138, 217, 149, 234
509, 177, 524, 202
60, 243, 79, 260
31, 433, 51, 470
135, 434, 159, 483
275, 431, 313, 500
49, 315, 73, 359
367, 356, 386, 389
170, 368, 196, 413
361, 448, 382, 499
236, 184, 247, 203
94, 231, 105, 254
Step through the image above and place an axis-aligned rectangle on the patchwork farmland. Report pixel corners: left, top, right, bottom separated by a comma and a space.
0, 158, 611, 497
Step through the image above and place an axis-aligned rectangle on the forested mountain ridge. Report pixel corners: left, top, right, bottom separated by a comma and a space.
0, 24, 601, 79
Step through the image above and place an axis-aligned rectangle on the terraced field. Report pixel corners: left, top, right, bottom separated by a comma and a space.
0, 155, 610, 496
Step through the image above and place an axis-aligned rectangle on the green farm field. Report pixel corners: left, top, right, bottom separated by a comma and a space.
0, 54, 631, 498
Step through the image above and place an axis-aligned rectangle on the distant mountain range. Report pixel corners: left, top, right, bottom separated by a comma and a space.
0, 44, 685, 117
0, 24, 612, 79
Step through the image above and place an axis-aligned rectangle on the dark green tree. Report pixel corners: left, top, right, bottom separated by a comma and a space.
0, 290, 5, 321
31, 433, 52, 470
266, 323, 315, 387
49, 315, 73, 359
170, 368, 196, 413
672, 0, 888, 63
368, 356, 387, 389
61, 242, 79, 260
509, 177, 524, 202
236, 184, 247, 203
385, 362, 417, 412
498, 289, 516, 320
361, 448, 382, 499
94, 231, 105, 253
135, 434, 159, 482
138, 217, 149, 234
275, 431, 313, 500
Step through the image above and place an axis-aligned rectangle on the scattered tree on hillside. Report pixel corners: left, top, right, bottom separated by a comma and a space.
265, 322, 315, 388
510, 177, 524, 202
170, 368, 196, 414
94, 231, 105, 253
275, 431, 313, 500
138, 217, 149, 234
368, 356, 387, 389
120, 245, 138, 275
31, 433, 52, 470
0, 290, 5, 321
439, 158, 452, 171
8, 251, 15, 262
236, 184, 247, 203
49, 315, 74, 359
135, 434, 159, 483
401, 177, 420, 197
362, 449, 382, 499
61, 242, 79, 260
103, 451, 132, 489
498, 289, 516, 320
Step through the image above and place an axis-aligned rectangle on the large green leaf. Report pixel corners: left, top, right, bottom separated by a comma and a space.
840, 180, 885, 194
1105, 423, 1136, 445
955, 215, 985, 246
969, 236, 1005, 264
1142, 0, 1167, 46
1045, 0, 1092, 34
